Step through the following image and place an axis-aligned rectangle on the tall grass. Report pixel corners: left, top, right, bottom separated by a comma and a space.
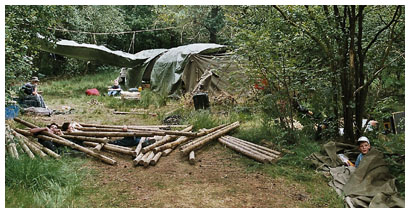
5, 154, 87, 207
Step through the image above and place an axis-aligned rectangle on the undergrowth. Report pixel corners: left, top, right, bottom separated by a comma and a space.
5, 154, 88, 207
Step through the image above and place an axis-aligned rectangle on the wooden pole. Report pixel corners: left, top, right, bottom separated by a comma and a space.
150, 152, 163, 166
196, 123, 229, 137
30, 140, 61, 159
79, 123, 189, 129
83, 141, 136, 156
93, 143, 104, 151
10, 129, 35, 159
15, 127, 116, 165
180, 122, 240, 155
133, 153, 144, 166
219, 137, 274, 163
23, 140, 48, 158
162, 148, 173, 156
10, 143, 20, 159
140, 151, 153, 167
218, 138, 271, 163
7, 144, 17, 159
223, 136, 281, 155
63, 131, 159, 138
221, 137, 279, 159
142, 125, 193, 153
135, 139, 143, 156
153, 136, 189, 153
189, 151, 195, 164
61, 135, 109, 143
18, 137, 35, 159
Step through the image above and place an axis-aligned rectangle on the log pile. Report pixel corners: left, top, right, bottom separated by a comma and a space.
8, 118, 281, 167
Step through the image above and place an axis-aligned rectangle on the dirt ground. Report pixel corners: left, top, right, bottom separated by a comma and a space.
30, 105, 311, 208
74, 143, 310, 208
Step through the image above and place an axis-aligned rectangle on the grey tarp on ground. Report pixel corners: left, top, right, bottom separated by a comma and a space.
308, 142, 404, 208
149, 43, 226, 95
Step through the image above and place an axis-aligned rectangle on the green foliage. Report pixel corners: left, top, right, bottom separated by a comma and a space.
5, 155, 87, 207
138, 89, 167, 109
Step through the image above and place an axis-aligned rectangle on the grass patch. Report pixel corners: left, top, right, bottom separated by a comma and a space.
5, 154, 88, 207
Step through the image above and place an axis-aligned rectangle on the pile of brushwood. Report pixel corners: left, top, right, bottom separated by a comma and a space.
8, 117, 280, 167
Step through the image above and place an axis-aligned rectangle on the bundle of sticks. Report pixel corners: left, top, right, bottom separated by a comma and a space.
218, 136, 281, 164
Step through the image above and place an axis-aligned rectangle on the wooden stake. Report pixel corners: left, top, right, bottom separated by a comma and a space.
189, 151, 195, 164
150, 152, 163, 166
180, 122, 240, 155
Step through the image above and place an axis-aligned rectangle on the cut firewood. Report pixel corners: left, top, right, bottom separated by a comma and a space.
218, 138, 271, 163
150, 152, 163, 166
180, 122, 240, 155
189, 151, 195, 165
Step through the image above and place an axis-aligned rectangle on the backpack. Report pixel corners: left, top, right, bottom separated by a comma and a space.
85, 88, 100, 96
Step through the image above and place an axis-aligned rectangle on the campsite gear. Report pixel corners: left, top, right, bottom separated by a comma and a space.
193, 92, 210, 110
337, 154, 355, 167
5, 105, 19, 120
22, 107, 52, 116
308, 142, 404, 208
86, 88, 100, 96
138, 86, 142, 92
357, 136, 370, 144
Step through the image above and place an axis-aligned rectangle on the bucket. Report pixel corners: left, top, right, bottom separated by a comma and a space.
193, 93, 210, 110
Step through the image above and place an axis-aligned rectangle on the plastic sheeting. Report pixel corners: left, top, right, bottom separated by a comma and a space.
149, 43, 226, 95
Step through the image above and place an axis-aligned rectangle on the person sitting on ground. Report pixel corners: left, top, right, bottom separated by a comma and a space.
29, 122, 63, 152
355, 136, 371, 168
108, 79, 122, 96
110, 126, 158, 147
21, 76, 47, 108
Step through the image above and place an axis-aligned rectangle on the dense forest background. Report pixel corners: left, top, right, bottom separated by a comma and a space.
5, 5, 405, 144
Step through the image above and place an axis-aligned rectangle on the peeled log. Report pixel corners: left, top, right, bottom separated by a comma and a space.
142, 151, 155, 167
93, 143, 104, 151
223, 136, 281, 155
221, 137, 279, 159
83, 141, 135, 156
11, 129, 35, 159
189, 151, 195, 165
142, 126, 193, 154
10, 143, 20, 159
180, 122, 240, 155
79, 123, 189, 129
153, 136, 190, 153
63, 131, 158, 138
7, 144, 17, 159
219, 137, 274, 162
133, 153, 144, 166
150, 152, 163, 166
23, 140, 47, 158
135, 139, 143, 156
15, 127, 116, 165
196, 123, 229, 137
162, 148, 173, 156
218, 138, 271, 163
61, 135, 110, 143
30, 140, 61, 159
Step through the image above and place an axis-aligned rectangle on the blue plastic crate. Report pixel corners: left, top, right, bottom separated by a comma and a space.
5, 105, 20, 120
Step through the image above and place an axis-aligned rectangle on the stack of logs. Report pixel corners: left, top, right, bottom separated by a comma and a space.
9, 117, 280, 166
218, 136, 281, 164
